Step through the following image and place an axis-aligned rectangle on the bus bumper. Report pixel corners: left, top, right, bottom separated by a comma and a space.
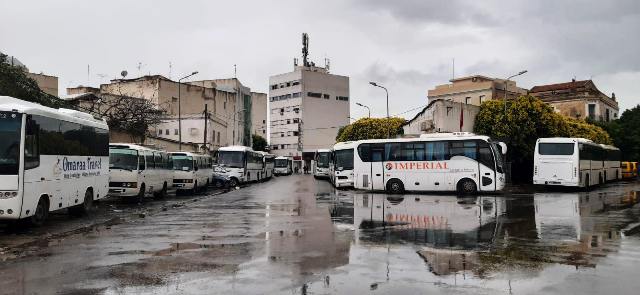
0, 194, 22, 220
173, 182, 196, 190
108, 187, 142, 197
533, 179, 580, 186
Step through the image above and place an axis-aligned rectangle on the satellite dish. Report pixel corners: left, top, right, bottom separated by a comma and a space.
121, 70, 128, 78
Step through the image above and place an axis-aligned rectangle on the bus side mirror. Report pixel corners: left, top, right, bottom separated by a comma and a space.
498, 142, 508, 154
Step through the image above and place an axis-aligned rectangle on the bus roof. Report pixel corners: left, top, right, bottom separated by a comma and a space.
333, 141, 357, 150
218, 145, 254, 152
316, 149, 331, 153
0, 96, 108, 130
275, 156, 292, 160
256, 151, 275, 157
169, 151, 210, 157
109, 143, 164, 152
537, 137, 620, 150
356, 133, 492, 145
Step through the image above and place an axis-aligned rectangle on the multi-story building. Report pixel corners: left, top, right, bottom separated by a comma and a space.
402, 99, 480, 135
250, 92, 268, 137
427, 75, 527, 106
529, 79, 619, 122
269, 65, 349, 167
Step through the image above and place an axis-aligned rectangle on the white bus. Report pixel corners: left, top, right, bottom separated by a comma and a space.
533, 137, 621, 188
258, 151, 275, 180
108, 144, 173, 201
330, 141, 356, 188
170, 152, 212, 194
313, 149, 331, 179
216, 146, 264, 186
353, 132, 507, 194
0, 96, 109, 225
274, 156, 293, 176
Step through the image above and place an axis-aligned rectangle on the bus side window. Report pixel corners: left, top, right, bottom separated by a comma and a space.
478, 141, 494, 170
138, 152, 146, 170
371, 144, 385, 162
24, 115, 40, 169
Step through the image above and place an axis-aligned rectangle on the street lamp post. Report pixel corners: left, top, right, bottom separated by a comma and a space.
233, 109, 246, 145
178, 71, 199, 150
355, 102, 371, 118
369, 81, 390, 138
503, 70, 527, 118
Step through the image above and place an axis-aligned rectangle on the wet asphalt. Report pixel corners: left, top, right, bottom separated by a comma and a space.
2, 175, 640, 294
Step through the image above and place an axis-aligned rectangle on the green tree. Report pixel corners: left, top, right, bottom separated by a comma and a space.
336, 117, 406, 142
474, 95, 611, 183
600, 105, 640, 161
252, 134, 268, 151
0, 53, 66, 108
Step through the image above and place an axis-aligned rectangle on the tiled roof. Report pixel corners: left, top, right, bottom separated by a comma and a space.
530, 80, 591, 93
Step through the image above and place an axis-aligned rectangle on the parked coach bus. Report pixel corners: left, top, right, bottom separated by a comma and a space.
274, 156, 293, 176
313, 149, 331, 179
216, 146, 264, 186
533, 137, 621, 188
330, 141, 356, 188
0, 96, 109, 225
170, 152, 212, 194
258, 151, 275, 180
108, 144, 172, 202
353, 132, 507, 194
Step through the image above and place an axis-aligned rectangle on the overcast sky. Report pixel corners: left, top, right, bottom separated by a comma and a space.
2, 0, 639, 119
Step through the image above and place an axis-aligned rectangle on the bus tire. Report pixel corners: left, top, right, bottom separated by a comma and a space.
191, 181, 198, 195
29, 196, 49, 227
137, 184, 146, 203
386, 179, 405, 194
457, 178, 477, 195
154, 182, 167, 199
70, 189, 93, 216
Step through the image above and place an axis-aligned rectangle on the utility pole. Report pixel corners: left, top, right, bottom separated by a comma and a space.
203, 104, 208, 152
178, 71, 199, 151
503, 70, 528, 118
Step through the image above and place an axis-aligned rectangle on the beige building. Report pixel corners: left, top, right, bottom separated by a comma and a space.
251, 92, 268, 137
403, 99, 480, 135
428, 75, 527, 106
529, 79, 619, 122
25, 72, 58, 96
269, 65, 350, 163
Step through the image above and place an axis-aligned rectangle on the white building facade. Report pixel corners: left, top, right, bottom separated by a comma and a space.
269, 65, 349, 164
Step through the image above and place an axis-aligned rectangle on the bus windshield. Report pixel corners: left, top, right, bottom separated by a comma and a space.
109, 148, 138, 171
0, 112, 22, 175
539, 143, 575, 155
172, 155, 194, 171
317, 153, 330, 168
335, 149, 354, 170
218, 151, 245, 168
275, 159, 289, 168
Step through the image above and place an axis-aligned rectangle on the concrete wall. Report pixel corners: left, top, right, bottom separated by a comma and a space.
403, 100, 480, 135
251, 92, 268, 137
26, 72, 58, 96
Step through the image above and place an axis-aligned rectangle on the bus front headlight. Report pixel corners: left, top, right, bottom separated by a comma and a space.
0, 191, 18, 199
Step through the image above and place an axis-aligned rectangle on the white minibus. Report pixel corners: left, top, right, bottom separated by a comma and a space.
313, 149, 331, 179
258, 152, 275, 180
274, 156, 293, 176
353, 132, 507, 194
216, 146, 264, 186
330, 141, 356, 188
533, 137, 620, 188
170, 152, 212, 194
0, 96, 109, 225
108, 144, 173, 201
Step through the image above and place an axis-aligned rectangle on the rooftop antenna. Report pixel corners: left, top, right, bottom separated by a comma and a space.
87, 64, 90, 85
325, 57, 331, 72
293, 58, 298, 67
452, 58, 455, 80
234, 64, 237, 78
302, 33, 310, 67
169, 61, 172, 80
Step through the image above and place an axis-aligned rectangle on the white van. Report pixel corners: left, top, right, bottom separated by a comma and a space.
170, 152, 213, 194
108, 144, 173, 202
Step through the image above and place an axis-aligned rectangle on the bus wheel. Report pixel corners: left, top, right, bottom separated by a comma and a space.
229, 178, 239, 188
137, 184, 146, 203
191, 181, 198, 195
386, 179, 405, 194
154, 183, 167, 199
457, 178, 477, 195
70, 189, 93, 216
30, 196, 49, 226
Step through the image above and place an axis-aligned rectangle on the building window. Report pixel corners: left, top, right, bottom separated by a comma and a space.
293, 131, 299, 136
323, 94, 330, 99
606, 108, 611, 122
336, 96, 349, 101
281, 133, 284, 137
217, 132, 220, 143
307, 92, 322, 98
165, 129, 169, 135
588, 104, 596, 120
224, 101, 227, 109
293, 108, 300, 113
292, 81, 300, 86
174, 129, 178, 135
479, 95, 485, 104
158, 130, 162, 135
293, 118, 299, 123
465, 97, 471, 104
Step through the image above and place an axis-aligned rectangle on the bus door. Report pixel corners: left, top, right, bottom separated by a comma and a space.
478, 141, 496, 191
371, 144, 385, 190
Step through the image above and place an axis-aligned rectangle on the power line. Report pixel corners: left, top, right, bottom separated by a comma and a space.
392, 104, 428, 117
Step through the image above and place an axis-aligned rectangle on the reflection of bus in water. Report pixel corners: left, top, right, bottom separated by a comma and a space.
313, 149, 331, 179
330, 141, 355, 188
533, 137, 621, 188
353, 193, 502, 248
273, 156, 293, 176
0, 97, 109, 226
